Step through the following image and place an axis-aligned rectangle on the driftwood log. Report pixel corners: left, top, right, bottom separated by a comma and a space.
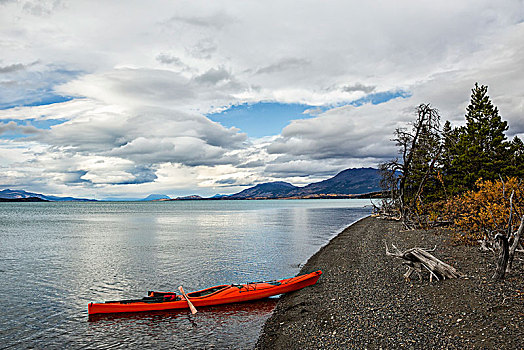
385, 243, 464, 281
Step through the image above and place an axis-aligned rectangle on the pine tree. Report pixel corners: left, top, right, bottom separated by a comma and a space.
440, 120, 462, 197
509, 135, 524, 177
449, 83, 511, 193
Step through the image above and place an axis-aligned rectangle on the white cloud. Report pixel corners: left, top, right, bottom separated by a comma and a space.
268, 100, 409, 160
0, 0, 523, 197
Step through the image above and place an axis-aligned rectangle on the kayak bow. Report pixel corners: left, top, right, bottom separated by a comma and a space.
88, 270, 322, 315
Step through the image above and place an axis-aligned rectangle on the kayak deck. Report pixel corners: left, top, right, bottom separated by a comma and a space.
88, 270, 322, 315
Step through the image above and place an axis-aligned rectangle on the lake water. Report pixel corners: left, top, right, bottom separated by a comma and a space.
0, 199, 371, 349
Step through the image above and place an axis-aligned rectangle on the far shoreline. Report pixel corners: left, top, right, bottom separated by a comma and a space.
0, 195, 382, 203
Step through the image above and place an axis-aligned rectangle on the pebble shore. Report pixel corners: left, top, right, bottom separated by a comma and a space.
255, 216, 524, 349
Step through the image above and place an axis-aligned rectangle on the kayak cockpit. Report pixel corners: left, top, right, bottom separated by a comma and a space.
104, 294, 181, 304
187, 285, 229, 298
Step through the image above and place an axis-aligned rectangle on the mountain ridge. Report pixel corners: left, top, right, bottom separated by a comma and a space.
228, 167, 382, 199
1, 167, 383, 201
0, 189, 96, 201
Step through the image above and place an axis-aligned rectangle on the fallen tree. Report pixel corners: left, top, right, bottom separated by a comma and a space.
385, 243, 464, 281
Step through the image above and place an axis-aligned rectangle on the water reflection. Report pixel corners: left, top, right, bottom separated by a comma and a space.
0, 200, 371, 348
86, 299, 278, 349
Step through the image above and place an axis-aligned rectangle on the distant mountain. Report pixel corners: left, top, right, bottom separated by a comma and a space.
229, 181, 297, 199
0, 189, 96, 201
176, 195, 203, 200
210, 193, 229, 199
288, 167, 382, 196
0, 168, 382, 202
0, 197, 48, 202
140, 194, 171, 201
229, 168, 382, 199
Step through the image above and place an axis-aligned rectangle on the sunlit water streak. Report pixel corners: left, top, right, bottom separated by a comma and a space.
0, 199, 371, 348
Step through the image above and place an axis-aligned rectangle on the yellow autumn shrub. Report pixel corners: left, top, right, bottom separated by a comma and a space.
431, 177, 524, 244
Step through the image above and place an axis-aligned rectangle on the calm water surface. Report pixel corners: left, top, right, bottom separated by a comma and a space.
0, 199, 371, 349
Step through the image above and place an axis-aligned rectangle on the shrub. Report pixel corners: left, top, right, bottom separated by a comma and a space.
434, 178, 523, 244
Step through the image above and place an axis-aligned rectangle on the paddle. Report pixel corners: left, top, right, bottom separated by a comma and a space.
178, 286, 197, 314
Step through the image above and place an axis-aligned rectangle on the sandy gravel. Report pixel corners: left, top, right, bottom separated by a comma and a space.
255, 216, 524, 349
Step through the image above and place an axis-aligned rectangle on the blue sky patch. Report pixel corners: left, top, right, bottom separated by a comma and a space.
0, 93, 74, 110
351, 90, 411, 107
208, 90, 411, 137
207, 102, 319, 137
0, 66, 80, 110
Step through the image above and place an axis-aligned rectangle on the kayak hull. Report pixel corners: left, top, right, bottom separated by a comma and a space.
88, 270, 322, 315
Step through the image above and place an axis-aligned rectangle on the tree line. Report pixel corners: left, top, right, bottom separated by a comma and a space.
379, 83, 524, 279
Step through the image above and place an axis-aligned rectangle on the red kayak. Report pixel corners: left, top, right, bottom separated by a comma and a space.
88, 270, 322, 315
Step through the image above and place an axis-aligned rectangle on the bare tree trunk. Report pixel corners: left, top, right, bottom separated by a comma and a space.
398, 104, 437, 223
507, 215, 524, 273
492, 233, 509, 281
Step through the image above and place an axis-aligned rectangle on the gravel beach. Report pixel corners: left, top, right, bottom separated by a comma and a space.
255, 216, 524, 349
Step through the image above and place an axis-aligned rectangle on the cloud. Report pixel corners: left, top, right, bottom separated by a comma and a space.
163, 12, 235, 30
264, 158, 350, 178
155, 53, 190, 71
188, 38, 218, 59
0, 96, 249, 194
267, 101, 407, 160
254, 58, 310, 75
0, 120, 40, 135
80, 164, 158, 185
342, 83, 376, 94
0, 63, 26, 74
237, 159, 265, 168
35, 154, 158, 185
215, 178, 238, 185
55, 67, 250, 113
194, 66, 232, 85
22, 0, 64, 16
0, 64, 77, 109
32, 104, 247, 162
1, 0, 523, 197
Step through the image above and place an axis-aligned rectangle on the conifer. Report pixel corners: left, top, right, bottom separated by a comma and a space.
448, 83, 511, 193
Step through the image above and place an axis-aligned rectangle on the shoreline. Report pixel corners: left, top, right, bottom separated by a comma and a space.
255, 216, 524, 349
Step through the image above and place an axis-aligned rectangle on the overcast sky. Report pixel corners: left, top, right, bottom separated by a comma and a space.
1, 0, 523, 199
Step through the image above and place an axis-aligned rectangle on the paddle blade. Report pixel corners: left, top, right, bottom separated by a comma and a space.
178, 286, 198, 314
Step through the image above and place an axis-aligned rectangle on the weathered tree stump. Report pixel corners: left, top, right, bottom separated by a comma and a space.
492, 233, 509, 281
385, 243, 464, 281
507, 215, 524, 273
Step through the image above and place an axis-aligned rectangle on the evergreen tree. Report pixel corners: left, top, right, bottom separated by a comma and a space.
448, 83, 511, 193
509, 135, 524, 177
440, 120, 462, 198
